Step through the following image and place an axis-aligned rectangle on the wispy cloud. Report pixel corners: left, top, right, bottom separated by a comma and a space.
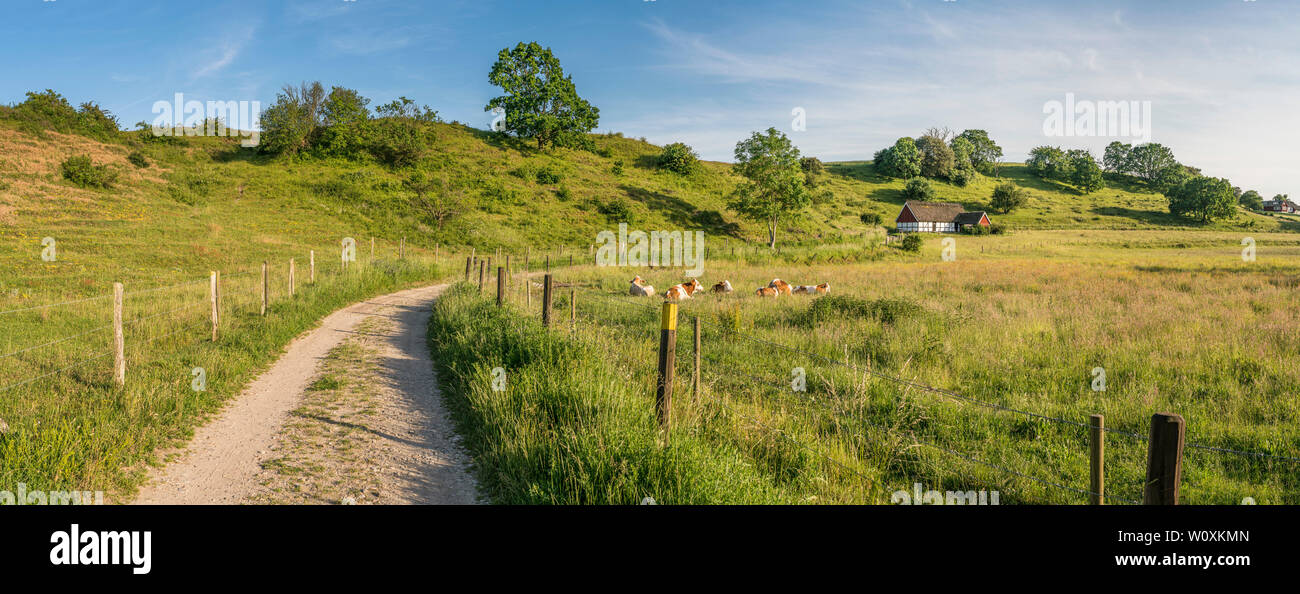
192, 27, 258, 80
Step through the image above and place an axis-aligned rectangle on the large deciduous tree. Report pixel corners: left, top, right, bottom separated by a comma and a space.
915, 134, 955, 179
728, 128, 810, 249
1166, 176, 1236, 222
874, 137, 922, 179
485, 42, 599, 150
955, 129, 1003, 174
1127, 143, 1178, 183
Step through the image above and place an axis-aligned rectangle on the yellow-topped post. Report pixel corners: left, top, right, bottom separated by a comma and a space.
656, 302, 678, 430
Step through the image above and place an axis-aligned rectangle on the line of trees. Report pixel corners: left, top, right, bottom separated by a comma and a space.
258, 81, 439, 167
873, 128, 1004, 186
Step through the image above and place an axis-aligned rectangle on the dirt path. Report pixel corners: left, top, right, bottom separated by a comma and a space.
133, 283, 478, 505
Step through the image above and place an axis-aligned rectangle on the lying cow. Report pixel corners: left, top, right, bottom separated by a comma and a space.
792, 283, 831, 295
629, 276, 655, 297
664, 278, 702, 301
711, 280, 734, 294
768, 278, 792, 296
755, 286, 779, 298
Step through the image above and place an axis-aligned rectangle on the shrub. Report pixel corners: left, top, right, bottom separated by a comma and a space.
964, 223, 990, 235
798, 294, 925, 327
555, 186, 573, 201
860, 212, 883, 226
127, 151, 149, 168
60, 155, 118, 189
656, 142, 699, 175
902, 178, 936, 202
611, 160, 624, 176
366, 118, 429, 167
989, 223, 1007, 235
900, 233, 923, 252
535, 167, 561, 185
990, 182, 1027, 213
949, 164, 977, 187
597, 197, 635, 224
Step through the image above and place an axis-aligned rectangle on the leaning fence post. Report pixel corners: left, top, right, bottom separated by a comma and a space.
1143, 413, 1186, 505
210, 271, 219, 342
113, 282, 125, 386
656, 303, 678, 430
496, 267, 505, 307
692, 315, 701, 405
261, 261, 269, 316
1089, 414, 1105, 505
541, 274, 553, 328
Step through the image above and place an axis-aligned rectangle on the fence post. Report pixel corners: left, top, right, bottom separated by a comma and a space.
1089, 414, 1104, 505
496, 267, 505, 307
545, 255, 550, 274
569, 287, 576, 334
692, 315, 701, 405
1144, 413, 1186, 505
261, 261, 269, 316
465, 256, 472, 282
656, 303, 678, 430
569, 254, 573, 268
310, 250, 315, 283
541, 274, 553, 328
289, 258, 295, 298
113, 282, 125, 386
526, 276, 532, 309
478, 260, 485, 294
505, 255, 511, 286
210, 271, 219, 342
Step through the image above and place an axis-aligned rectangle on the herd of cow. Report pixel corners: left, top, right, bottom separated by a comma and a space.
628, 276, 830, 300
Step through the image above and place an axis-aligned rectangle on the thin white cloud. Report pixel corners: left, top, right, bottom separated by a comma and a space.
192, 28, 257, 80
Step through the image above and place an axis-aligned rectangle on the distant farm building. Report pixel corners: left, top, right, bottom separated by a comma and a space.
895, 201, 991, 233
1262, 198, 1298, 213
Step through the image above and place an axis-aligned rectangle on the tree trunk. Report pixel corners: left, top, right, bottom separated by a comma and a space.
768, 219, 777, 249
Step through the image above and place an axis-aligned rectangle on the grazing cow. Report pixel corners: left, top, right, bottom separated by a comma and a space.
664, 278, 703, 301
755, 286, 779, 298
768, 278, 792, 296
791, 285, 815, 295
814, 282, 830, 294
629, 276, 655, 297
711, 280, 734, 294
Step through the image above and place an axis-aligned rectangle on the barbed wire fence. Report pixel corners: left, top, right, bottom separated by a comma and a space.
489, 275, 1296, 505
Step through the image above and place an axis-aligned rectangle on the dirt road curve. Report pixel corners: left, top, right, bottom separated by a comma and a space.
133, 283, 478, 505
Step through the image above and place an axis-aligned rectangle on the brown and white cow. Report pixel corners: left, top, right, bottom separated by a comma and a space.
711, 280, 734, 294
664, 278, 703, 301
768, 278, 792, 296
755, 286, 779, 298
629, 276, 655, 297
814, 282, 830, 294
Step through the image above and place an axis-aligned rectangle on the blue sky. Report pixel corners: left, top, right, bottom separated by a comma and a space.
3, 0, 1297, 196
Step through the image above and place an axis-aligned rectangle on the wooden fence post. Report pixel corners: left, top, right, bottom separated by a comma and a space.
261, 261, 269, 316
113, 282, 125, 386
210, 271, 219, 342
478, 260, 485, 294
545, 254, 550, 274
569, 287, 576, 334
1090, 414, 1104, 505
1144, 413, 1186, 505
505, 255, 511, 286
692, 315, 701, 404
656, 303, 678, 430
496, 267, 505, 307
310, 250, 315, 283
541, 274, 553, 328
465, 256, 472, 282
569, 254, 573, 268
289, 258, 295, 298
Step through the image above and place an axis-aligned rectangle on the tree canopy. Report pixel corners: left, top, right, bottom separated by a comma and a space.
485, 41, 599, 150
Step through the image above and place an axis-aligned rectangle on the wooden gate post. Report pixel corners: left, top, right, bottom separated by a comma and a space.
496, 267, 505, 307
1143, 413, 1186, 505
261, 261, 269, 316
1089, 414, 1104, 505
541, 274, 553, 328
692, 316, 701, 405
210, 271, 219, 342
655, 303, 678, 429
113, 282, 125, 386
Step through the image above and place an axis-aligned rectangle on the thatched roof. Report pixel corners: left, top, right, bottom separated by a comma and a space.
901, 201, 965, 223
